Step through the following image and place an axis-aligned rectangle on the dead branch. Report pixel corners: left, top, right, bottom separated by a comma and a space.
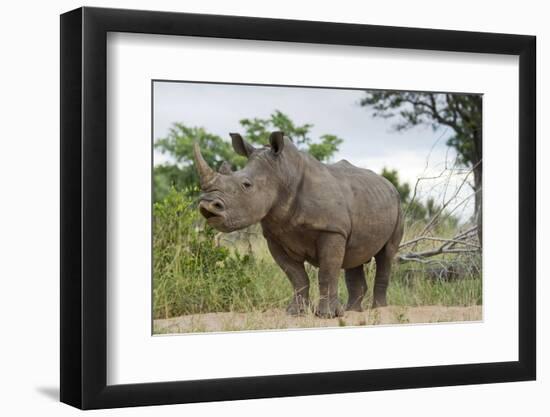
398, 222, 480, 264
417, 160, 481, 236
452, 225, 478, 240
399, 235, 480, 250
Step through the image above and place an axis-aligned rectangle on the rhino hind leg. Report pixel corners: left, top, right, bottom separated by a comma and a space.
373, 247, 392, 307
373, 209, 404, 308
345, 265, 367, 312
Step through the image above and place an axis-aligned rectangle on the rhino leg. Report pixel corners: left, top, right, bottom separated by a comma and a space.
316, 233, 345, 318
373, 212, 403, 308
345, 265, 367, 312
373, 247, 391, 307
266, 238, 310, 315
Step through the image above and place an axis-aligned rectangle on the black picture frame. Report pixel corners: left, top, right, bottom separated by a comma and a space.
60, 6, 536, 410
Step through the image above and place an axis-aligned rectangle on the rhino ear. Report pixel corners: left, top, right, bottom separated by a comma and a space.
269, 131, 285, 156
218, 161, 233, 175
230, 133, 256, 158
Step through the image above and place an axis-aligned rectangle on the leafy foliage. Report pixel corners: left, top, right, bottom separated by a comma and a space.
153, 188, 290, 318
360, 92, 482, 168
154, 125, 247, 200
240, 110, 313, 147
381, 167, 411, 202
308, 134, 344, 161
239, 110, 343, 161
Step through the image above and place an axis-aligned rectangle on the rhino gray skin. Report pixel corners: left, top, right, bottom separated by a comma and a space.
194, 131, 404, 318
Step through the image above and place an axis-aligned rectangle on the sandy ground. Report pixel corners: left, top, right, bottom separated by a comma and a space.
153, 305, 482, 334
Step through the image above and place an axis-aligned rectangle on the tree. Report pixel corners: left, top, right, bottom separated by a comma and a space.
154, 124, 247, 200
154, 111, 343, 201
239, 110, 343, 161
360, 92, 482, 243
380, 167, 411, 202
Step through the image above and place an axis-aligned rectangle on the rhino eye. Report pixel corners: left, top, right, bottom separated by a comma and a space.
242, 180, 252, 189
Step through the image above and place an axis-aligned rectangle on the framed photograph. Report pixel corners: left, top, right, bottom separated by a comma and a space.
60, 6, 536, 409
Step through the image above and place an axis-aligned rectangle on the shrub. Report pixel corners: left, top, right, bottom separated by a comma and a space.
153, 188, 290, 318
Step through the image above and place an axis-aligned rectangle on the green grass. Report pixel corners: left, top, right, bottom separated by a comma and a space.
153, 189, 482, 320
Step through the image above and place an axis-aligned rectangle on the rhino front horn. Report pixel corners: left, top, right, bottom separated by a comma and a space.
193, 142, 217, 188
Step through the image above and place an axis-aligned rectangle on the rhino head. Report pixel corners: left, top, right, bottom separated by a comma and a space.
193, 131, 290, 232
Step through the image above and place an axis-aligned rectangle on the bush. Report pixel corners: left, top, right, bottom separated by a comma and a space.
153, 189, 290, 318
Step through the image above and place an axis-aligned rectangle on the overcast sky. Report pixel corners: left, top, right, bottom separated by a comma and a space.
153, 81, 475, 221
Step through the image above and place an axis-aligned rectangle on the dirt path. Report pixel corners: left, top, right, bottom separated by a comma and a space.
154, 305, 482, 334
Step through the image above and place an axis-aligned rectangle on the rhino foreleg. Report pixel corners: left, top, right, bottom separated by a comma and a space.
266, 238, 310, 315
316, 233, 345, 318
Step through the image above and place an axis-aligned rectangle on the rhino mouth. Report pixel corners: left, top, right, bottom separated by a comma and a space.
200, 206, 219, 219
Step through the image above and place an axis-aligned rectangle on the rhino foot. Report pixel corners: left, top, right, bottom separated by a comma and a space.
345, 302, 364, 312
316, 299, 344, 318
286, 296, 310, 316
372, 296, 387, 308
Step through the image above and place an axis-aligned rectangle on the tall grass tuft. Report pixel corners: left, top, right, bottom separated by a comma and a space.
153, 189, 291, 319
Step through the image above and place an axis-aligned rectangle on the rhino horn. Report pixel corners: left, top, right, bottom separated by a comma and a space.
218, 161, 233, 175
193, 142, 217, 188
